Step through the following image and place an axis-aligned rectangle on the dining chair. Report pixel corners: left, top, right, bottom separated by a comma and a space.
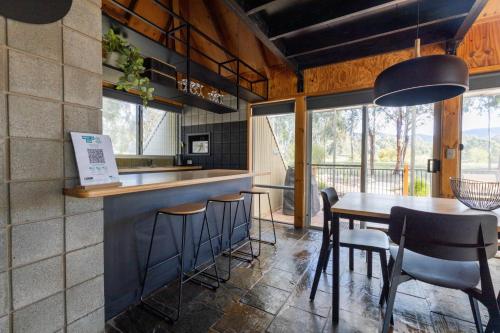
382, 206, 499, 333
309, 188, 390, 301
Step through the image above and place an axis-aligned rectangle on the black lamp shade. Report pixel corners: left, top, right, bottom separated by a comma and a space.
0, 0, 73, 24
373, 55, 469, 107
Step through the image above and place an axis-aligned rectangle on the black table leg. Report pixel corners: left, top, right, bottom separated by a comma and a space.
332, 212, 340, 323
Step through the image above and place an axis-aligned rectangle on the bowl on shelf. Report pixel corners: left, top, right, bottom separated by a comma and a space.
450, 177, 500, 211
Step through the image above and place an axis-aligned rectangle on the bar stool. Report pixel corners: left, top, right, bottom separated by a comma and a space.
240, 188, 277, 257
140, 202, 220, 322
207, 193, 254, 282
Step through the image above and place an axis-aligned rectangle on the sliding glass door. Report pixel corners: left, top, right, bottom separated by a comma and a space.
308, 106, 363, 227
252, 112, 296, 224
306, 101, 437, 228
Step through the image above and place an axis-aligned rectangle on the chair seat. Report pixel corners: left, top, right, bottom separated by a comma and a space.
158, 202, 206, 216
339, 229, 389, 250
389, 245, 480, 290
209, 193, 244, 202
240, 187, 269, 195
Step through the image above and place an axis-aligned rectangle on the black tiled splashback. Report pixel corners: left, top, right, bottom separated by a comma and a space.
182, 120, 248, 170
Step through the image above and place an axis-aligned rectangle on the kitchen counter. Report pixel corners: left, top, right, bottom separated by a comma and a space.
99, 169, 264, 318
118, 165, 202, 174
64, 169, 267, 198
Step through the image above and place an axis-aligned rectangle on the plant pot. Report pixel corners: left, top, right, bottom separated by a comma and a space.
104, 51, 121, 67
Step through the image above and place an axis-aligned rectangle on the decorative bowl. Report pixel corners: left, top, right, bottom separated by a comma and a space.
450, 177, 500, 211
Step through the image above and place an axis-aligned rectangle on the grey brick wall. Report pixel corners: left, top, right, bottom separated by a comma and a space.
0, 1, 105, 332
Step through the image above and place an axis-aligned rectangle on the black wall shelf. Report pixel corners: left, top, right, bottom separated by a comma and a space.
103, 0, 268, 113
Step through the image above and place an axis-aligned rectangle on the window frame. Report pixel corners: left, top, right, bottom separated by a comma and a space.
102, 96, 180, 157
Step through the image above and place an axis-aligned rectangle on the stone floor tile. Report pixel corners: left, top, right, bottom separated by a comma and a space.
267, 305, 327, 333
323, 309, 379, 333
211, 302, 274, 333
240, 283, 290, 315
259, 267, 301, 292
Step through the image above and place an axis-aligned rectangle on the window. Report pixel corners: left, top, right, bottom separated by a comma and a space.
102, 97, 179, 156
102, 97, 137, 155
461, 88, 500, 181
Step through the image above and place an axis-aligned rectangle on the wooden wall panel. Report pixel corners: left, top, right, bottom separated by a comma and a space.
294, 96, 307, 228
439, 97, 462, 198
458, 19, 500, 74
303, 44, 444, 96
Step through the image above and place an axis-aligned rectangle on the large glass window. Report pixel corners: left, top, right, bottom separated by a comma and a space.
461, 88, 500, 181
102, 97, 137, 155
367, 104, 434, 196
102, 97, 179, 156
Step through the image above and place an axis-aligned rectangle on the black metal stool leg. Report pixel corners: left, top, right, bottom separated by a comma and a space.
267, 192, 277, 245
140, 212, 160, 300
204, 213, 220, 288
230, 200, 255, 261
241, 198, 255, 258
469, 295, 483, 333
367, 250, 373, 278
173, 215, 188, 321
349, 218, 354, 271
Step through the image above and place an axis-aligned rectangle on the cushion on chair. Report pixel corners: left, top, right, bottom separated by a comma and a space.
339, 229, 389, 250
389, 245, 480, 290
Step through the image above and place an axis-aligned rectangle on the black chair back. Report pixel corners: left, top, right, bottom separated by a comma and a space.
320, 188, 340, 234
389, 206, 498, 261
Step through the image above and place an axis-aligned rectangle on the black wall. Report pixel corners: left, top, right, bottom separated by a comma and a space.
182, 120, 248, 170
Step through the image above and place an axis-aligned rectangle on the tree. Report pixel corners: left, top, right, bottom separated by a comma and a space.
462, 95, 500, 170
379, 104, 432, 173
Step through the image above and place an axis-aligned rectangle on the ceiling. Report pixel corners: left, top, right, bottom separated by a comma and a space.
224, 0, 488, 70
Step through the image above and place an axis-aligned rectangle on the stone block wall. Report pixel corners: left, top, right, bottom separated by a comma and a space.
0, 0, 105, 332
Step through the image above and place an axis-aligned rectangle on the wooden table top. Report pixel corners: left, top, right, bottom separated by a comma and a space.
118, 165, 202, 173
64, 169, 268, 198
332, 193, 500, 226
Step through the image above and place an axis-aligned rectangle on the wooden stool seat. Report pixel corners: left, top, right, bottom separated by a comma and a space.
209, 193, 244, 202
240, 187, 269, 195
158, 202, 206, 216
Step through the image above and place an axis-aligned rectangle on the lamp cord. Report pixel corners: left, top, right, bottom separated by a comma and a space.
416, 0, 420, 39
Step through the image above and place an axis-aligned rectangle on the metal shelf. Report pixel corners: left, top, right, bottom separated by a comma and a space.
104, 0, 269, 111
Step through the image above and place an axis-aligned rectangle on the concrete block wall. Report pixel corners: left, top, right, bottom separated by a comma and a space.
0, 1, 105, 332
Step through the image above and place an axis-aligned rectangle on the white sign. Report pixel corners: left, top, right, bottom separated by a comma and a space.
70, 132, 120, 187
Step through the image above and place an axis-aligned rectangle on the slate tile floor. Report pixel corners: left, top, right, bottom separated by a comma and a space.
106, 221, 500, 333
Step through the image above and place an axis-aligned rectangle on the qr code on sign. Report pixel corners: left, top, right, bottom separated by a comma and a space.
88, 149, 105, 164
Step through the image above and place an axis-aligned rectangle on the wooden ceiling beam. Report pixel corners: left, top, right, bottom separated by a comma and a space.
222, 0, 297, 72
267, 0, 417, 41
287, 13, 468, 59
453, 0, 489, 41
245, 0, 283, 15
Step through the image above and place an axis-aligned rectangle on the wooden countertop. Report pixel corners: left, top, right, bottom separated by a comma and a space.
64, 169, 268, 198
118, 165, 202, 173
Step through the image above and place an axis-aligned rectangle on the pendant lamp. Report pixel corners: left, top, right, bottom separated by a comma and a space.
0, 0, 73, 24
373, 3, 469, 107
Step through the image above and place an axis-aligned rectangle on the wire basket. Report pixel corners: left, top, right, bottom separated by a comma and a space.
450, 177, 500, 211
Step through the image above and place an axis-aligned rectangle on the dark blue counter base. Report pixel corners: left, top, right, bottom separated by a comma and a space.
104, 178, 252, 319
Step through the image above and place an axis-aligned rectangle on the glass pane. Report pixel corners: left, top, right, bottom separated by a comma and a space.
366, 104, 433, 196
102, 97, 137, 155
252, 114, 295, 224
461, 89, 500, 181
142, 107, 178, 156
309, 107, 363, 227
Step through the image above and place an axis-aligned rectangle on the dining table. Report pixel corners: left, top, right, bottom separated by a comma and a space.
329, 192, 500, 323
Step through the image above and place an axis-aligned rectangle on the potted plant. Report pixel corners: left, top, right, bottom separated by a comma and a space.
102, 28, 154, 106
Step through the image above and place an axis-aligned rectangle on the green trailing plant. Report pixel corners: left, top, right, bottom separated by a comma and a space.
102, 28, 154, 107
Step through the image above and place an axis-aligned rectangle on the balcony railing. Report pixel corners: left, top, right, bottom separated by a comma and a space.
311, 164, 432, 196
